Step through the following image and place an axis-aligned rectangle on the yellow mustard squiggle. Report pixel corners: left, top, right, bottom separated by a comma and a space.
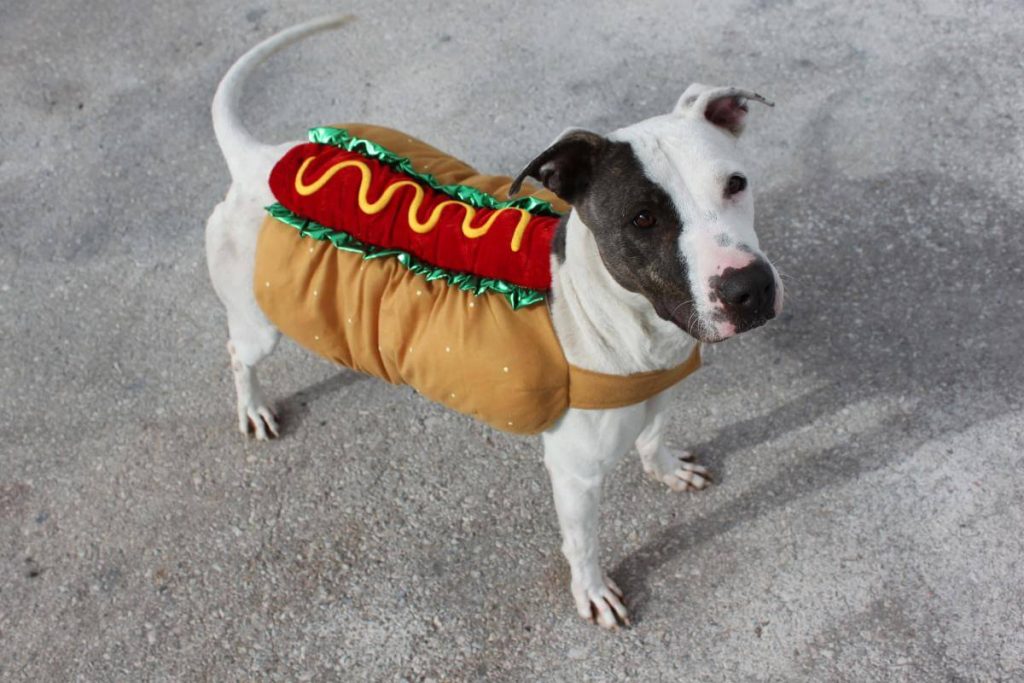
294, 157, 532, 252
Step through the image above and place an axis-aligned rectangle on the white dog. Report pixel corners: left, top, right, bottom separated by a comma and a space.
206, 15, 782, 628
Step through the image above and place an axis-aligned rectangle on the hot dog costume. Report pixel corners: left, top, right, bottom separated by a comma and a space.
255, 125, 701, 434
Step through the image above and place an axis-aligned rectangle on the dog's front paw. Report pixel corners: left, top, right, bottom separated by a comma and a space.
644, 450, 711, 492
238, 397, 279, 441
571, 573, 630, 629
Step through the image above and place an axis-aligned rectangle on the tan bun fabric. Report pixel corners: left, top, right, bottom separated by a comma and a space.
254, 124, 701, 434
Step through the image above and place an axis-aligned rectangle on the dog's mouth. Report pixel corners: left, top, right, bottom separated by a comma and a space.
653, 298, 774, 343
653, 298, 714, 342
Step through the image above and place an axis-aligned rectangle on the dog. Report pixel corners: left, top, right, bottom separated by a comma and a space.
205, 15, 782, 629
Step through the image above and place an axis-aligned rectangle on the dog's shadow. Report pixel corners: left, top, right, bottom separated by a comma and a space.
612, 387, 901, 618
275, 370, 368, 436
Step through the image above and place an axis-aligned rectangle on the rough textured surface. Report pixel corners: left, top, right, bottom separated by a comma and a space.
2, 1, 1023, 680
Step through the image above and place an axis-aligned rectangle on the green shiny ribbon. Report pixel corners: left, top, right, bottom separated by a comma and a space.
307, 126, 564, 218
266, 203, 548, 310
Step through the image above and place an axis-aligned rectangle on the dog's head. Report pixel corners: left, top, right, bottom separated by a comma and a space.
511, 83, 782, 343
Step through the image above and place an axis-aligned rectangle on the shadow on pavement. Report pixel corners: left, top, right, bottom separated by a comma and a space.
613, 167, 1024, 618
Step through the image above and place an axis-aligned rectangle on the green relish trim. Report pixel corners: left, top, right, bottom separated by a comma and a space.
266, 203, 547, 310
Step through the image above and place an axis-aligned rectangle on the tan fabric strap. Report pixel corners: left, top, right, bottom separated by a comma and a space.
568, 345, 702, 410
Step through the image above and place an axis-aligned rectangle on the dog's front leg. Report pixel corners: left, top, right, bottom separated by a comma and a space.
634, 384, 711, 492
542, 405, 646, 628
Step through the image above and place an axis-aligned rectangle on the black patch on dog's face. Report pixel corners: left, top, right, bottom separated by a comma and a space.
572, 141, 699, 336
513, 131, 699, 337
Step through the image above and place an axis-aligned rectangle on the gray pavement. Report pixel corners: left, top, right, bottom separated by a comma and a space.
2, 1, 1023, 680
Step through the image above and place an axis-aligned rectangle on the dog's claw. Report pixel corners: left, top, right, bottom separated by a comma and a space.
664, 463, 710, 491
574, 574, 630, 629
651, 450, 711, 492
239, 404, 279, 440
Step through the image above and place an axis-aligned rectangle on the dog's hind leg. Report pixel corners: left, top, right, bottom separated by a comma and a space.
226, 335, 279, 440
634, 384, 710, 491
207, 15, 353, 439
206, 194, 282, 440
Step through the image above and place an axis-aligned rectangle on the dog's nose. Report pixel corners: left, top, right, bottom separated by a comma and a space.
714, 261, 776, 327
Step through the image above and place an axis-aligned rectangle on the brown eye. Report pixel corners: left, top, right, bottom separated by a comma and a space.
725, 174, 747, 197
632, 210, 656, 228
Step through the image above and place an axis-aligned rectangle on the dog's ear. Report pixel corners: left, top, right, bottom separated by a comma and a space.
509, 129, 605, 204
673, 83, 774, 137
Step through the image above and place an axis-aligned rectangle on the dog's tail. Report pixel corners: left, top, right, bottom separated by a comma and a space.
212, 14, 355, 179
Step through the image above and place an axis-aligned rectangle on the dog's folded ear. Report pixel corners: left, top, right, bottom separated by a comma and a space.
674, 83, 774, 137
509, 129, 605, 204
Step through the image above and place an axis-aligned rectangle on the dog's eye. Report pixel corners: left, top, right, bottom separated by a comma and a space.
725, 174, 747, 197
632, 210, 656, 229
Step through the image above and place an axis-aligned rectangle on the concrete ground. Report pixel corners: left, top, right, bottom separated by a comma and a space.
2, 0, 1023, 680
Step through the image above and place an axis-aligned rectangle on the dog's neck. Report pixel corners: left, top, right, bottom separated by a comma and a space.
548, 212, 698, 375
